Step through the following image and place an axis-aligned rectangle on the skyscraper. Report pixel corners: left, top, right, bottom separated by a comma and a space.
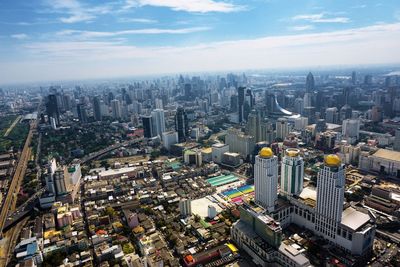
151, 109, 166, 138
246, 110, 261, 142
276, 117, 290, 140
77, 103, 88, 123
111, 99, 122, 119
394, 128, 400, 152
175, 107, 189, 142
280, 149, 304, 196
141, 115, 153, 138
93, 96, 102, 121
304, 72, 315, 107
315, 155, 345, 239
238, 86, 245, 122
254, 147, 278, 212
351, 71, 357, 85
46, 94, 60, 126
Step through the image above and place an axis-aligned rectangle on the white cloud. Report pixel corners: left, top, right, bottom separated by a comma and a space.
118, 18, 158, 23
3, 23, 400, 84
289, 25, 314, 31
45, 0, 113, 23
123, 0, 245, 13
57, 27, 210, 38
11, 33, 29, 40
293, 13, 350, 23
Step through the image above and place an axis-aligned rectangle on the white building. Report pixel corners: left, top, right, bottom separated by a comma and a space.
179, 198, 191, 217
151, 109, 166, 138
342, 119, 360, 144
211, 143, 229, 164
225, 128, 255, 159
315, 155, 345, 240
162, 131, 178, 150
359, 149, 400, 178
254, 147, 278, 212
280, 149, 304, 196
207, 205, 217, 219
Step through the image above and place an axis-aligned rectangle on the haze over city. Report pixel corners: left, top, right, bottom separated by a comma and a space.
1, 0, 400, 84
1, 1, 400, 267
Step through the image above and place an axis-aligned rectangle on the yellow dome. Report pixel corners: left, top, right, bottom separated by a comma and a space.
286, 149, 300, 157
259, 147, 273, 158
324, 154, 341, 167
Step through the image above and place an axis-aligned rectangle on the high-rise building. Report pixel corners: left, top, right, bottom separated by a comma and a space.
54, 168, 67, 196
351, 71, 357, 85
225, 128, 255, 159
93, 96, 102, 121
77, 103, 88, 123
46, 94, 60, 126
254, 147, 278, 212
162, 131, 179, 150
238, 86, 245, 122
260, 119, 275, 144
246, 110, 261, 142
179, 198, 192, 217
151, 109, 166, 138
280, 149, 304, 196
325, 107, 338, 124
294, 97, 304, 115
141, 115, 153, 138
265, 92, 276, 114
304, 72, 315, 107
342, 119, 360, 144
276, 118, 290, 140
394, 128, 400, 151
111, 99, 122, 119
175, 107, 189, 142
315, 155, 345, 239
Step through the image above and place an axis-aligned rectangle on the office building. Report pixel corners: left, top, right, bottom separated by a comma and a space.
325, 107, 338, 124
111, 99, 122, 119
77, 103, 88, 123
281, 149, 304, 196
151, 109, 166, 138
211, 143, 229, 164
395, 128, 400, 151
254, 147, 278, 212
246, 110, 261, 142
46, 94, 60, 126
175, 107, 189, 142
276, 118, 290, 140
238, 86, 245, 122
54, 168, 68, 196
225, 128, 255, 159
294, 97, 304, 115
141, 115, 153, 138
179, 198, 192, 217
93, 96, 102, 121
162, 131, 178, 150
208, 205, 217, 219
342, 119, 360, 144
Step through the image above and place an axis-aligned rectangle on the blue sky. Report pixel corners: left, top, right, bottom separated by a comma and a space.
0, 0, 400, 84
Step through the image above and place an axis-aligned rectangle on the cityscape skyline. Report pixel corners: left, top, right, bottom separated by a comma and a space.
1, 0, 400, 84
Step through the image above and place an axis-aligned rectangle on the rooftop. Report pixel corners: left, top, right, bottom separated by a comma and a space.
372, 149, 400, 162
340, 207, 370, 231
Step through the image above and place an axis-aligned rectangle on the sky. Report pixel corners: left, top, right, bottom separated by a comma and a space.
1, 0, 400, 84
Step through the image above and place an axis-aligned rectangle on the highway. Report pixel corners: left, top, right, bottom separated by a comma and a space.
0, 120, 35, 236
79, 137, 144, 164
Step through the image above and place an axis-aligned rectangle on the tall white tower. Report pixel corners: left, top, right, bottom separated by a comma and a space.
254, 147, 278, 212
315, 154, 345, 239
151, 109, 166, 138
280, 149, 304, 196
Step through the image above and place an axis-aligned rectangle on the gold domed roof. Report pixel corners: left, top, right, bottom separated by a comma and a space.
259, 147, 273, 158
285, 149, 300, 157
324, 154, 341, 167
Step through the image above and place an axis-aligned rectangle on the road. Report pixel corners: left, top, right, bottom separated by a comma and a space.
3, 116, 21, 137
0, 120, 35, 236
79, 137, 144, 164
